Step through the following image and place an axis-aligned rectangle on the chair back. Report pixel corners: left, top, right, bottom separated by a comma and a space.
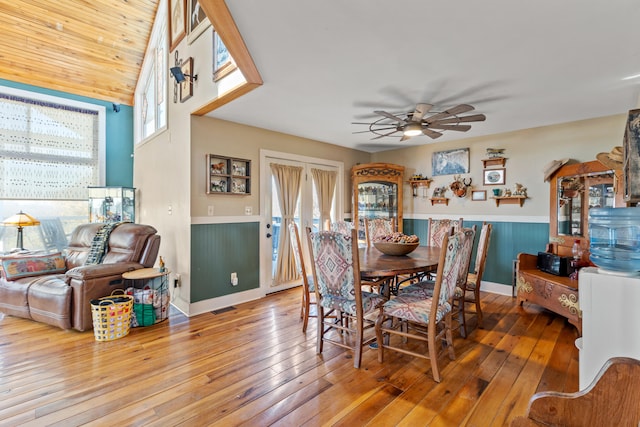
456, 226, 477, 288
306, 228, 362, 315
431, 230, 468, 307
428, 217, 463, 248
288, 222, 309, 284
330, 220, 355, 235
473, 223, 492, 278
364, 218, 395, 246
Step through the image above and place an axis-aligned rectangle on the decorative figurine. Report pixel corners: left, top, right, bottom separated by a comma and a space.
159, 256, 165, 272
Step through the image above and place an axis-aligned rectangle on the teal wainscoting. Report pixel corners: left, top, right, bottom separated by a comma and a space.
403, 219, 549, 288
191, 222, 260, 302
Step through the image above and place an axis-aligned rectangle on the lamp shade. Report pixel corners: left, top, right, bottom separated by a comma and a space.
2, 211, 41, 227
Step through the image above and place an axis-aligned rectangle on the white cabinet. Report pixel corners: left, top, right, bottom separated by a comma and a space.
578, 267, 640, 389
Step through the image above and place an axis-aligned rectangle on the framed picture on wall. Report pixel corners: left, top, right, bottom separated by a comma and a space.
179, 57, 194, 102
169, 0, 187, 51
188, 0, 210, 44
483, 168, 506, 185
432, 148, 470, 176
471, 190, 487, 201
213, 31, 237, 81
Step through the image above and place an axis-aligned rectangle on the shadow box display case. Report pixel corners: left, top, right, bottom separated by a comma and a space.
88, 186, 135, 223
206, 154, 251, 195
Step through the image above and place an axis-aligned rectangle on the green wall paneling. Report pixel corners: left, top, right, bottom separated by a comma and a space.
191, 222, 260, 302
404, 218, 549, 288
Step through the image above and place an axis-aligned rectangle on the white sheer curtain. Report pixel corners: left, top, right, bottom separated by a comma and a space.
0, 93, 100, 200
311, 168, 337, 231
271, 163, 303, 285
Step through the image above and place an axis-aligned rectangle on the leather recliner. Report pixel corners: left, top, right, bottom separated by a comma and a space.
0, 223, 161, 331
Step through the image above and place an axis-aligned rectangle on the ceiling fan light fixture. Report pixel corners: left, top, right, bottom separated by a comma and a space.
403, 122, 423, 136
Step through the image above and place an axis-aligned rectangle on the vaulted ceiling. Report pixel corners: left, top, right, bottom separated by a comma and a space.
2, 1, 640, 153
0, 0, 159, 105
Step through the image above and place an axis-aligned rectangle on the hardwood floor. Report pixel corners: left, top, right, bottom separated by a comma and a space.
0, 287, 579, 426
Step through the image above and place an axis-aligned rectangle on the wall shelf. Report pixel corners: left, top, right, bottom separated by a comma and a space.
482, 157, 507, 168
206, 154, 251, 195
492, 195, 527, 207
408, 179, 432, 197
430, 197, 449, 206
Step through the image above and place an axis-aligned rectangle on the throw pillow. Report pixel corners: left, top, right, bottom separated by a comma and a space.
1, 253, 66, 281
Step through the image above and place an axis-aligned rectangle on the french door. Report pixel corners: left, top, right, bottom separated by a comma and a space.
260, 150, 343, 294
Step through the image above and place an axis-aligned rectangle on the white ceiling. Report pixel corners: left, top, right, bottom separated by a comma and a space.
208, 0, 640, 153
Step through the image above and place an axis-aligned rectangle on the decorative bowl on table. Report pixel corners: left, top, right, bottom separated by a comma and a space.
373, 233, 420, 256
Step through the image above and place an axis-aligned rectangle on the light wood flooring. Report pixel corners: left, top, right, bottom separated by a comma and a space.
0, 287, 579, 426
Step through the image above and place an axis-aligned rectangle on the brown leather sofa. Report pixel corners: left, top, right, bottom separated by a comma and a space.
0, 223, 161, 331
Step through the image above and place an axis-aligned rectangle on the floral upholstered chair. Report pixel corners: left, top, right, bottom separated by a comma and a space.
288, 222, 316, 333
374, 229, 472, 382
306, 228, 386, 368
364, 217, 396, 247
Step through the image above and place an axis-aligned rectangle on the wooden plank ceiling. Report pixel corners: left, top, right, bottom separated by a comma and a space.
0, 0, 159, 106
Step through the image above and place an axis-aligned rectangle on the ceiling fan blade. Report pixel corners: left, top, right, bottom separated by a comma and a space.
374, 110, 407, 123
371, 129, 400, 140
424, 104, 475, 123
432, 114, 486, 124
411, 103, 433, 121
352, 126, 397, 134
422, 128, 443, 139
427, 124, 472, 132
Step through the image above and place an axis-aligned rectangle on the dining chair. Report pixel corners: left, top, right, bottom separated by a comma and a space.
399, 226, 477, 337
288, 222, 316, 333
461, 222, 492, 332
374, 229, 472, 382
330, 220, 355, 235
364, 217, 396, 247
427, 217, 463, 248
306, 227, 387, 368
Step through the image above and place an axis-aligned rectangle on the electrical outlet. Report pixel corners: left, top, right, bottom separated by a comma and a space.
244, 206, 252, 215
231, 272, 238, 286
208, 205, 214, 216
174, 273, 181, 288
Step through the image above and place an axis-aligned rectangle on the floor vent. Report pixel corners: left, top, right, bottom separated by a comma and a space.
211, 306, 236, 315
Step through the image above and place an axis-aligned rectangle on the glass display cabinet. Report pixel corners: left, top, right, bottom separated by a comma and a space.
88, 186, 136, 223
550, 160, 622, 258
351, 163, 404, 242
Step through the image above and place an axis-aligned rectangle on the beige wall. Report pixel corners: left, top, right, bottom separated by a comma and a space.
191, 116, 370, 217
373, 114, 627, 218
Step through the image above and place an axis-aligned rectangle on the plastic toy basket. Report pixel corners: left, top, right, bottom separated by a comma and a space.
91, 290, 134, 342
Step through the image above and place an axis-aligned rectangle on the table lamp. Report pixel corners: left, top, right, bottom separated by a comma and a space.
2, 211, 41, 251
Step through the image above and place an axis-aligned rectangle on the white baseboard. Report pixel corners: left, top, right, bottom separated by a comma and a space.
185, 288, 266, 317
481, 280, 515, 296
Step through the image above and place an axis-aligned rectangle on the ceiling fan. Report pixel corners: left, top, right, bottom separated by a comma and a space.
353, 103, 486, 141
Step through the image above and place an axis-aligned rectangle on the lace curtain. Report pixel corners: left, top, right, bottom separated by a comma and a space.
0, 93, 100, 200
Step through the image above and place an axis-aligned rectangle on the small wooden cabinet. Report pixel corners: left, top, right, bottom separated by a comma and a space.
206, 154, 251, 195
516, 253, 581, 335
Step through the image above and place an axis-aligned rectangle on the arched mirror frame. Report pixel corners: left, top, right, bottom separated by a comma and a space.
548, 160, 624, 259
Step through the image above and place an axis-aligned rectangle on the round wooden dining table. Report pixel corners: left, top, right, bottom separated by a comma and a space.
359, 246, 441, 296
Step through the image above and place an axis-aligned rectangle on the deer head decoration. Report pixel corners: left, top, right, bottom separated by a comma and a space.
450, 175, 473, 198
